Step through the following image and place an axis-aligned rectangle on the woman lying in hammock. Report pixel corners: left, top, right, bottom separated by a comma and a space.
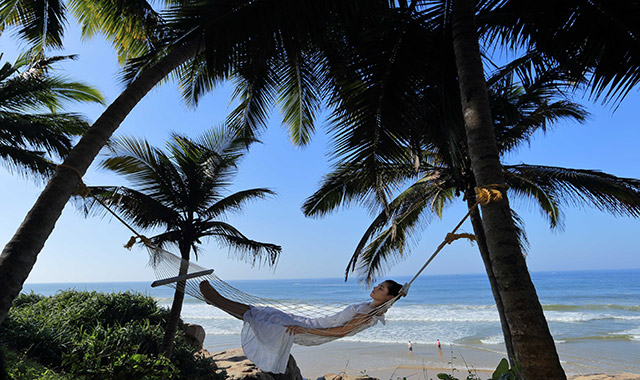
199, 279, 405, 374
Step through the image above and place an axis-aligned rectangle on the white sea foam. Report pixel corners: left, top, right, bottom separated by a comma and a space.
541, 310, 640, 323
385, 304, 501, 323
611, 328, 640, 341
479, 335, 504, 345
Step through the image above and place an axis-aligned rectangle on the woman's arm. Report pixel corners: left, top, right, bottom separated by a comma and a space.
285, 313, 373, 338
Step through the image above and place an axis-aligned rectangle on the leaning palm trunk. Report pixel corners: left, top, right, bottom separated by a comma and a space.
161, 244, 191, 357
0, 37, 202, 325
466, 191, 516, 366
451, 0, 565, 378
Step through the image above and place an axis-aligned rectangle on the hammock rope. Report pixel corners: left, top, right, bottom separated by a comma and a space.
403, 184, 506, 287
57, 164, 506, 343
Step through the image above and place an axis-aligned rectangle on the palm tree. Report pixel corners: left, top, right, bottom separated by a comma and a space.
302, 39, 640, 372
81, 127, 281, 357
0, 53, 103, 179
0, 0, 387, 326
0, 0, 201, 324
1, 2, 640, 377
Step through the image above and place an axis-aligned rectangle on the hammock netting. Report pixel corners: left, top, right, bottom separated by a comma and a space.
147, 246, 400, 345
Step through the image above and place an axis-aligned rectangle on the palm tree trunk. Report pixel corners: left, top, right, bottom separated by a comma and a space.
451, 0, 565, 378
466, 191, 516, 366
0, 36, 202, 325
161, 243, 191, 358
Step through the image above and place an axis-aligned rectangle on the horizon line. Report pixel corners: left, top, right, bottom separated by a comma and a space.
23, 267, 640, 286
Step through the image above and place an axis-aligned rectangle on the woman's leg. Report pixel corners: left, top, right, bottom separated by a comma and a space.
199, 281, 250, 319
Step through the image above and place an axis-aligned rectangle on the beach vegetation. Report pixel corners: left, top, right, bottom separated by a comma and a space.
490, 359, 519, 380
3, 347, 72, 380
435, 358, 519, 380
0, 290, 222, 379
77, 127, 281, 357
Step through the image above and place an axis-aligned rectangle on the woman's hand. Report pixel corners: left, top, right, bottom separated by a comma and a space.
285, 325, 307, 335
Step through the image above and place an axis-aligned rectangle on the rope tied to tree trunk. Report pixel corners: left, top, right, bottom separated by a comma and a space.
444, 232, 476, 245
474, 184, 509, 205
405, 184, 508, 287
124, 235, 153, 249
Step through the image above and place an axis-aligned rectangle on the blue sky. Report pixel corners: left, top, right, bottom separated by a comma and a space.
1, 23, 638, 284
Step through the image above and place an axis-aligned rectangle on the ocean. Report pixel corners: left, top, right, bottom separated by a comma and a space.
22, 269, 640, 375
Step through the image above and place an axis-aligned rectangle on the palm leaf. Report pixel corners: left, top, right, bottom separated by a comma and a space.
0, 0, 67, 50
346, 172, 456, 283
275, 50, 323, 146
67, 0, 163, 63
505, 164, 640, 218
0, 55, 104, 112
203, 188, 276, 219
76, 185, 181, 230
482, 0, 640, 105
198, 221, 281, 268
0, 143, 55, 177
504, 168, 563, 229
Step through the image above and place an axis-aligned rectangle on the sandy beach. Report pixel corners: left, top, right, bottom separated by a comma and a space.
203, 334, 640, 379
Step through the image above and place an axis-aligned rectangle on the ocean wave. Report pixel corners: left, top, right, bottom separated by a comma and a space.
559, 334, 639, 342
169, 298, 640, 346
385, 304, 500, 323
176, 300, 639, 325
543, 311, 640, 323
543, 304, 640, 312
387, 305, 638, 323
479, 335, 504, 345
612, 328, 640, 341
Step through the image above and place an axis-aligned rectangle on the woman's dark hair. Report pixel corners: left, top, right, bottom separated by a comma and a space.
383, 280, 403, 296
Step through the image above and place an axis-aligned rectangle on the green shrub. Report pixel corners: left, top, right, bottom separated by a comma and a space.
0, 290, 223, 380
2, 347, 71, 380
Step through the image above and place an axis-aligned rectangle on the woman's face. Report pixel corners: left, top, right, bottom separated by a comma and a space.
369, 282, 394, 302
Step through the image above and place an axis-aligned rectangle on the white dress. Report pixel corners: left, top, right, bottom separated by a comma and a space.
241, 301, 385, 374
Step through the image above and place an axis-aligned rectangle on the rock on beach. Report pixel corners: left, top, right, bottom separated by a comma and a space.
203, 347, 303, 380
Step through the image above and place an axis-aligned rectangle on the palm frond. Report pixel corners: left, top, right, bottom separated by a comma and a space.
173, 50, 223, 108
505, 164, 640, 219
504, 168, 563, 229
303, 158, 418, 218
199, 221, 281, 268
100, 136, 188, 210
0, 142, 55, 178
483, 0, 640, 105
275, 50, 323, 146
226, 65, 277, 143
0, 55, 104, 112
510, 209, 530, 254
76, 186, 182, 230
0, 0, 67, 50
346, 173, 456, 283
203, 188, 275, 219
67, 0, 163, 64
0, 112, 88, 158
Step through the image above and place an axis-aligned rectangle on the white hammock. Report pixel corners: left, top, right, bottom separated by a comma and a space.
147, 246, 398, 345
